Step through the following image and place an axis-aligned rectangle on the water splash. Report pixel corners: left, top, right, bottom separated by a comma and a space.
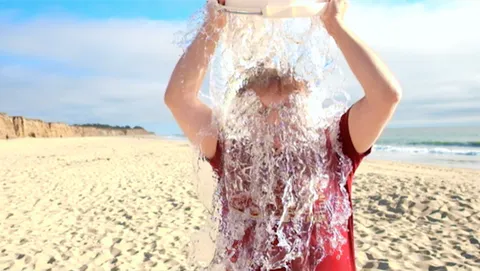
178, 2, 354, 270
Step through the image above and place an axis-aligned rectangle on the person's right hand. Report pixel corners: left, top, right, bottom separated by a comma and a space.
320, 0, 348, 35
205, 0, 227, 30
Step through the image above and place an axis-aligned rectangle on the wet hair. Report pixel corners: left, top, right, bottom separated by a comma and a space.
237, 64, 307, 96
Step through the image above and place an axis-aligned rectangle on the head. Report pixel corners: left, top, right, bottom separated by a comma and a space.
237, 67, 308, 108
233, 67, 309, 126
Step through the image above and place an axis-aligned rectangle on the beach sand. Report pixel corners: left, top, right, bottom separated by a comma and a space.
0, 137, 478, 270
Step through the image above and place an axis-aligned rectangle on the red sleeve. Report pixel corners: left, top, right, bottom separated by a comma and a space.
339, 108, 372, 172
206, 140, 223, 175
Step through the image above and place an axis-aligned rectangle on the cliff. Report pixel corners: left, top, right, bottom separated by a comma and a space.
0, 113, 153, 139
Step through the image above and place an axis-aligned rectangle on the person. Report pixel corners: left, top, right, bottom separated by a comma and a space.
165, 0, 402, 270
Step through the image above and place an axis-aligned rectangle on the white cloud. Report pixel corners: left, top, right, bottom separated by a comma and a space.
341, 0, 480, 127
0, 64, 169, 125
0, 16, 185, 132
0, 0, 479, 133
347, 0, 480, 54
0, 17, 185, 79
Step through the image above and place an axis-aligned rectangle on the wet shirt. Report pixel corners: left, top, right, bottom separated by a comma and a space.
208, 108, 371, 271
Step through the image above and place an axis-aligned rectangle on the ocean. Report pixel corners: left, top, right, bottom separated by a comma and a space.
162, 126, 480, 170
372, 126, 480, 169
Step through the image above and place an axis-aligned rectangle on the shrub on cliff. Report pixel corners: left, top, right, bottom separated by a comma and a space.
73, 123, 145, 130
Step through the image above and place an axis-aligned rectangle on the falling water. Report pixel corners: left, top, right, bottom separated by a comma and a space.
176, 2, 354, 270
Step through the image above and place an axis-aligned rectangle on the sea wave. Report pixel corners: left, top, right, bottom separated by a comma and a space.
162, 134, 480, 156
406, 141, 480, 148
374, 145, 479, 156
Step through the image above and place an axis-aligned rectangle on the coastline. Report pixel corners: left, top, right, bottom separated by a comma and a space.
159, 135, 480, 170
367, 150, 480, 170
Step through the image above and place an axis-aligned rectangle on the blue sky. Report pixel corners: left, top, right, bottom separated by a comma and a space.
0, 0, 202, 20
1, 0, 479, 135
0, 0, 432, 22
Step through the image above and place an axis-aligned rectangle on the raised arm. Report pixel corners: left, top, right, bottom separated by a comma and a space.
321, 0, 402, 154
164, 2, 225, 159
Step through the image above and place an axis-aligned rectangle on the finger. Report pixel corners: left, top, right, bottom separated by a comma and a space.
209, 0, 225, 5
321, 0, 331, 12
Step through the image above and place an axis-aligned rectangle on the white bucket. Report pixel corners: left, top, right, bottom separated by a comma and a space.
219, 0, 327, 18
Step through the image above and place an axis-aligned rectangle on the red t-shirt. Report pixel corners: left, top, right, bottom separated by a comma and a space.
207, 108, 371, 271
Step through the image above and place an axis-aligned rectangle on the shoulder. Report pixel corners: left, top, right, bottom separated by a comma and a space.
338, 108, 371, 172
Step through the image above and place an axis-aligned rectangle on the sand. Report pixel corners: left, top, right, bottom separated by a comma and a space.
0, 137, 478, 271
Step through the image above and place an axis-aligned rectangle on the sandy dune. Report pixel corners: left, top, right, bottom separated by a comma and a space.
0, 137, 478, 270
